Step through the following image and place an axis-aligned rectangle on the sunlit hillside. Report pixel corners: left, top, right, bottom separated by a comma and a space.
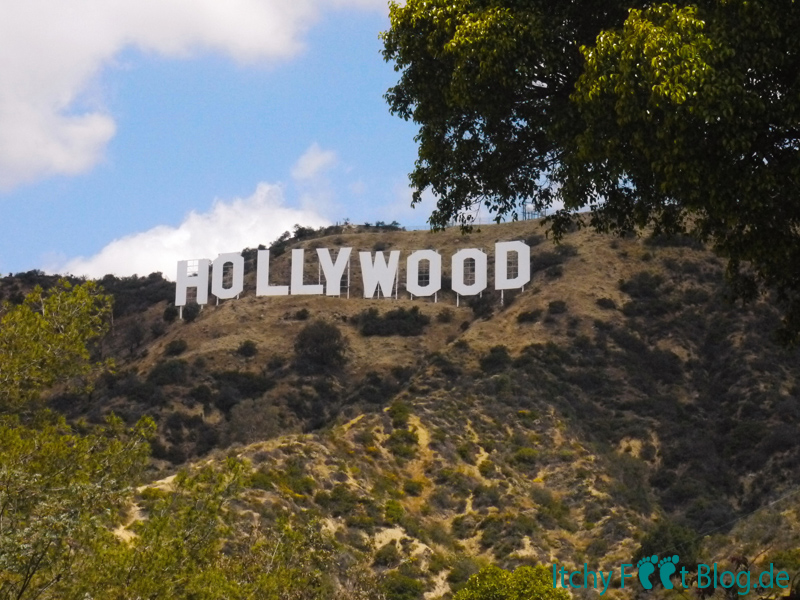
4, 220, 800, 599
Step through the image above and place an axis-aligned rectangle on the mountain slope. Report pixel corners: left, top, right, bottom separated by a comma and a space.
9, 220, 800, 599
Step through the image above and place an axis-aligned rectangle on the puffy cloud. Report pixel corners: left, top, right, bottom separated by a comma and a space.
53, 182, 330, 279
291, 142, 338, 181
0, 0, 386, 190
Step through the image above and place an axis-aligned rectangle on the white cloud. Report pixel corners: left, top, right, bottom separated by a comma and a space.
53, 182, 330, 279
291, 142, 338, 181
0, 0, 386, 190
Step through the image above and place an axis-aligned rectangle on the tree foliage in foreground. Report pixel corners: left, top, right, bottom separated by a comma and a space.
382, 0, 800, 342
454, 564, 570, 600
0, 280, 112, 409
0, 414, 152, 600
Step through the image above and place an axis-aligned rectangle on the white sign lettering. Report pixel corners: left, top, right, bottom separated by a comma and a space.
175, 241, 531, 307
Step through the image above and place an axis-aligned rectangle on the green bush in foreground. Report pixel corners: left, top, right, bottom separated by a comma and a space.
454, 565, 570, 600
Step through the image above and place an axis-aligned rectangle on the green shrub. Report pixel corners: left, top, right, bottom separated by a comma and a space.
454, 565, 569, 600
480, 346, 512, 373
531, 251, 564, 273
182, 303, 200, 322
595, 298, 616, 310
382, 570, 425, 600
374, 541, 401, 567
355, 429, 375, 447
447, 556, 481, 592
468, 294, 495, 319
513, 447, 539, 465
384, 499, 404, 524
387, 429, 419, 458
147, 359, 188, 386
294, 307, 310, 320
388, 401, 411, 428
236, 339, 258, 357
250, 468, 275, 490
437, 307, 454, 323
451, 515, 478, 539
525, 234, 544, 247
294, 320, 348, 373
163, 305, 179, 323
164, 339, 188, 356
478, 460, 496, 478
517, 309, 543, 323
472, 484, 503, 510
547, 300, 567, 314
315, 484, 359, 517
403, 479, 424, 496
358, 306, 431, 336
212, 371, 272, 398
619, 271, 664, 298
190, 384, 213, 404
634, 520, 700, 567
150, 321, 166, 337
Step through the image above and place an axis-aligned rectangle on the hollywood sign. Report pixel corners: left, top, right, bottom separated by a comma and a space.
175, 241, 532, 307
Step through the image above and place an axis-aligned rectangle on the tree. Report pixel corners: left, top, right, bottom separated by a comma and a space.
382, 0, 800, 342
294, 320, 349, 374
0, 414, 153, 600
0, 280, 113, 410
0, 280, 153, 600
454, 565, 570, 600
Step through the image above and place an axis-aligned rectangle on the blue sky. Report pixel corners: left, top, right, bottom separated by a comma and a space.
0, 2, 434, 278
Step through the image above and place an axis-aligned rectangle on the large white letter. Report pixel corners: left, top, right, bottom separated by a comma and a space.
175, 259, 210, 306
317, 248, 352, 296
406, 250, 441, 297
360, 251, 400, 298
291, 249, 324, 295
495, 241, 531, 290
451, 249, 488, 296
256, 250, 288, 296
211, 253, 245, 300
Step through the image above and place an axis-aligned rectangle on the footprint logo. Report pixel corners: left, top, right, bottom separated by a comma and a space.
658, 555, 680, 589
637, 555, 659, 589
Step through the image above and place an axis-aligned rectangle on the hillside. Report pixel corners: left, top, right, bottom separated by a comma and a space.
5, 220, 800, 599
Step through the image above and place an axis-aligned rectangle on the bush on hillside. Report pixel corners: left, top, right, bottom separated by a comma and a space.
182, 304, 200, 323
294, 320, 348, 373
357, 306, 430, 336
619, 272, 664, 299
164, 339, 188, 356
236, 340, 258, 357
596, 298, 616, 310
480, 346, 512, 374
468, 294, 495, 319
212, 371, 273, 398
147, 359, 188, 386
517, 309, 543, 323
